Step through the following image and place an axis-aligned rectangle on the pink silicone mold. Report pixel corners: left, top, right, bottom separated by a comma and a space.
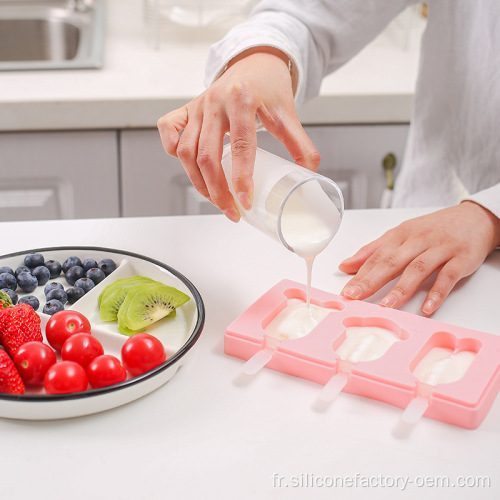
224, 280, 500, 429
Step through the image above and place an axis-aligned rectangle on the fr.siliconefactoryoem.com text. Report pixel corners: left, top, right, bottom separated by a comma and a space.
271, 473, 491, 491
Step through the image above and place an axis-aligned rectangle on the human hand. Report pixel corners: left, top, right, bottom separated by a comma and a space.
339, 202, 500, 315
157, 47, 320, 222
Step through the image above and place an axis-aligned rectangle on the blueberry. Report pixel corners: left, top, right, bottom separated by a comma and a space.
66, 287, 86, 304
43, 299, 64, 315
1, 288, 18, 305
62, 256, 83, 274
74, 277, 95, 294
46, 288, 68, 304
45, 260, 62, 279
82, 259, 98, 272
98, 258, 117, 276
0, 266, 14, 276
18, 295, 39, 311
65, 266, 85, 286
44, 282, 64, 296
0, 272, 17, 291
32, 266, 50, 286
15, 265, 31, 277
17, 272, 38, 293
86, 268, 106, 285
24, 252, 45, 269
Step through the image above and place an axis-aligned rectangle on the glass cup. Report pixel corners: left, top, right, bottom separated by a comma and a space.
221, 144, 344, 257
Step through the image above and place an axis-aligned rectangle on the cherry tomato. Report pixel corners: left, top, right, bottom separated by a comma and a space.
121, 333, 167, 377
44, 361, 88, 394
45, 310, 91, 352
14, 341, 57, 387
61, 333, 104, 370
87, 355, 127, 389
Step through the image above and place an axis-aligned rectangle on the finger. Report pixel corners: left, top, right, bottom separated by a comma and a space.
157, 106, 189, 157
259, 107, 321, 172
175, 110, 212, 202
341, 239, 430, 300
378, 250, 447, 309
226, 87, 258, 211
420, 259, 465, 315
338, 239, 384, 275
198, 112, 240, 221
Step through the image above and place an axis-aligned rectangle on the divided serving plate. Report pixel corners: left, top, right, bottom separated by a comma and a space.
0, 246, 205, 420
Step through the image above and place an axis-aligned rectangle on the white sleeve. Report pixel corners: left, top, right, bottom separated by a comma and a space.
463, 184, 500, 220
205, 0, 415, 106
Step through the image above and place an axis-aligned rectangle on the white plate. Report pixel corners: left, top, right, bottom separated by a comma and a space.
0, 246, 205, 420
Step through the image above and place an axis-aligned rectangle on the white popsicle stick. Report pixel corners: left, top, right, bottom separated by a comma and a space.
401, 396, 430, 424
319, 372, 349, 402
242, 348, 274, 375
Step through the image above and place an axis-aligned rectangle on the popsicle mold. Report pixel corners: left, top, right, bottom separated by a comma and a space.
225, 280, 500, 429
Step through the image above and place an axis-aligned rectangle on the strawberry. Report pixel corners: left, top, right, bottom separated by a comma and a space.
0, 348, 25, 394
0, 303, 42, 357
0, 306, 13, 345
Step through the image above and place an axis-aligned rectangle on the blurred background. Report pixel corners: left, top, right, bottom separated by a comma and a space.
0, 0, 427, 222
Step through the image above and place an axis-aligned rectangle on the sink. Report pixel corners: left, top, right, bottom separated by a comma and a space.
0, 0, 105, 70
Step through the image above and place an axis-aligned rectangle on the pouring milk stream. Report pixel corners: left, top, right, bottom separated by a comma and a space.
221, 145, 344, 339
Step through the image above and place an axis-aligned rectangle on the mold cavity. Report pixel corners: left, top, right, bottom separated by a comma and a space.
333, 317, 408, 364
410, 332, 481, 386
263, 291, 342, 341
283, 288, 345, 311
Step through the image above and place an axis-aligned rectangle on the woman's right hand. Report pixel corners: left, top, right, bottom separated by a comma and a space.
157, 46, 320, 222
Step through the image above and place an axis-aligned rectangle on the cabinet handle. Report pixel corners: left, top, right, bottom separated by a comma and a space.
382, 153, 397, 190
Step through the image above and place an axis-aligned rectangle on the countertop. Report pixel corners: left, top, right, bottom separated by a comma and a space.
0, 209, 499, 500
0, 0, 426, 131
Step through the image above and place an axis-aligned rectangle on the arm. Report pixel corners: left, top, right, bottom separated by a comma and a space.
158, 0, 414, 218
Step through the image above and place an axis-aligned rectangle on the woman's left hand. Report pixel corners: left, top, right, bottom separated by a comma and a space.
339, 201, 500, 315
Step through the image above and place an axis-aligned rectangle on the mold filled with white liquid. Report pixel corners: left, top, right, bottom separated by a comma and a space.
335, 325, 403, 364
264, 298, 334, 340
412, 347, 477, 386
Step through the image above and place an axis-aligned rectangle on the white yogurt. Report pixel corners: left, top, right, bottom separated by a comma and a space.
264, 298, 333, 340
335, 326, 402, 363
412, 347, 477, 385
280, 180, 342, 304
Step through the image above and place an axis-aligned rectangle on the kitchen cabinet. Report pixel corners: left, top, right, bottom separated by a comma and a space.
119, 129, 197, 218
0, 124, 409, 222
120, 124, 409, 216
0, 130, 120, 222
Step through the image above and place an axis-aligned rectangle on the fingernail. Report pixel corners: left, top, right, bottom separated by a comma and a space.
380, 294, 397, 308
422, 299, 436, 315
342, 285, 362, 299
224, 209, 240, 223
237, 192, 252, 211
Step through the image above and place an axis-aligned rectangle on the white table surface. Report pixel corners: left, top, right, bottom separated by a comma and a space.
1, 209, 499, 500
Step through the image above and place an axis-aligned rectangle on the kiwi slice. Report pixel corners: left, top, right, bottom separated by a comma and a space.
118, 309, 176, 336
98, 276, 155, 307
117, 283, 189, 332
99, 276, 156, 322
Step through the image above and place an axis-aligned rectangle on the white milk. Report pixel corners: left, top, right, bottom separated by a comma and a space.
264, 298, 333, 340
280, 180, 342, 305
335, 326, 402, 363
412, 347, 477, 385
222, 145, 343, 309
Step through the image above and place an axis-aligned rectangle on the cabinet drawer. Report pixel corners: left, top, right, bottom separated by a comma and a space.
0, 130, 119, 221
